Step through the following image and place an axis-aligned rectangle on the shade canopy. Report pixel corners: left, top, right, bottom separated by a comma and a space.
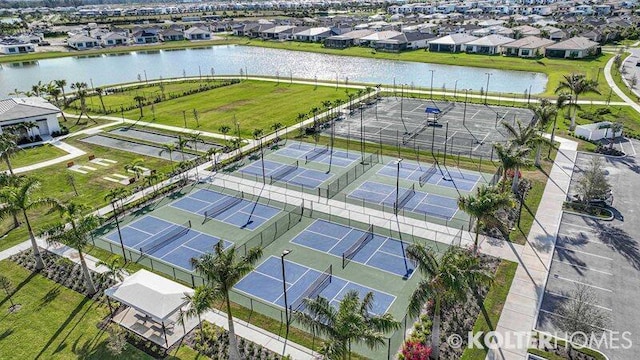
105, 269, 194, 323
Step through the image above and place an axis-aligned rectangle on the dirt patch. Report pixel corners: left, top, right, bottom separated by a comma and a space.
215, 99, 253, 112
271, 87, 290, 94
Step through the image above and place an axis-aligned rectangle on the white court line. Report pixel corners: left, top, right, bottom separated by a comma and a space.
544, 290, 613, 311
443, 130, 458, 145
552, 274, 613, 293
554, 259, 613, 276
554, 245, 614, 261
629, 138, 637, 156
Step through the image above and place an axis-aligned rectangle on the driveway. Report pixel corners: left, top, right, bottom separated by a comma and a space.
537, 151, 640, 360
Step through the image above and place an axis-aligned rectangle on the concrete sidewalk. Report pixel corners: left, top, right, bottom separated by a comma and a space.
9, 139, 86, 174
488, 136, 578, 360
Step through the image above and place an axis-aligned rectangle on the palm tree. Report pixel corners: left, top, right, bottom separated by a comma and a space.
176, 136, 190, 162
0, 275, 15, 308
105, 187, 129, 216
179, 285, 213, 342
609, 122, 623, 150
188, 132, 203, 155
43, 204, 99, 294
219, 125, 231, 147
133, 95, 145, 118
492, 142, 530, 193
124, 158, 145, 179
555, 73, 601, 130
191, 240, 263, 360
406, 245, 493, 360
206, 147, 219, 168
548, 93, 572, 158
54, 79, 67, 105
0, 178, 58, 270
271, 122, 283, 140
146, 171, 161, 196
500, 121, 538, 191
95, 87, 107, 114
96, 257, 126, 284
46, 83, 69, 122
30, 81, 45, 97
70, 82, 93, 124
295, 290, 400, 360
458, 185, 514, 254
0, 173, 23, 228
160, 143, 177, 169
0, 133, 20, 175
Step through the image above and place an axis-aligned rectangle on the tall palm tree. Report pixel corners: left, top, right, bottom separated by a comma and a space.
555, 73, 601, 130
406, 245, 493, 360
609, 122, 623, 150
133, 95, 145, 118
70, 82, 93, 124
206, 147, 219, 168
0, 173, 23, 228
458, 185, 514, 254
124, 158, 145, 179
30, 81, 45, 97
0, 178, 58, 270
160, 143, 177, 169
188, 132, 203, 155
219, 125, 231, 147
46, 83, 69, 122
492, 142, 530, 192
104, 187, 129, 216
191, 240, 263, 360
179, 285, 213, 342
0, 133, 20, 175
146, 171, 161, 196
271, 122, 283, 140
295, 290, 400, 360
499, 122, 537, 192
54, 79, 67, 105
43, 205, 99, 294
176, 136, 190, 162
96, 257, 126, 284
94, 87, 107, 114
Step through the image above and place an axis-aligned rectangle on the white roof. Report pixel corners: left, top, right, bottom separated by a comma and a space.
429, 33, 478, 45
0, 97, 60, 123
105, 269, 194, 322
360, 30, 403, 41
465, 34, 515, 47
295, 27, 331, 36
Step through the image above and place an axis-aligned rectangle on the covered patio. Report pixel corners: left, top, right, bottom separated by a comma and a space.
105, 269, 199, 348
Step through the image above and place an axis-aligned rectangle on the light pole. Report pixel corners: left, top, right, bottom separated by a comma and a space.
281, 249, 292, 335
463, 89, 470, 126
395, 158, 403, 215
429, 70, 435, 99
453, 80, 458, 100
484, 72, 492, 104
360, 105, 365, 162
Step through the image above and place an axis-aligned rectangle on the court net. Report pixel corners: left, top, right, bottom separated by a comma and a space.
419, 164, 438, 187
291, 264, 333, 312
139, 220, 192, 255
204, 196, 243, 220
270, 160, 298, 184
304, 146, 329, 164
394, 184, 416, 214
342, 224, 374, 268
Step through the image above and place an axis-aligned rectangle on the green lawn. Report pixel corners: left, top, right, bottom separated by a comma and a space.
0, 144, 67, 171
117, 80, 353, 138
460, 260, 518, 360
232, 38, 614, 100
71, 80, 231, 114
0, 259, 149, 359
0, 135, 174, 252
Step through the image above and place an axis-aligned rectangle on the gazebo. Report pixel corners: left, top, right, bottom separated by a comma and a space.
105, 269, 198, 348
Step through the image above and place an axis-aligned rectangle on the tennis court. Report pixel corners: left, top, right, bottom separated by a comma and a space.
234, 256, 396, 316
170, 188, 281, 230
377, 160, 481, 192
274, 142, 360, 167
104, 215, 232, 271
348, 181, 459, 220
290, 219, 414, 278
240, 159, 333, 189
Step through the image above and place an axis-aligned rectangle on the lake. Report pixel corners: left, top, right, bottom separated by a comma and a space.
0, 45, 548, 97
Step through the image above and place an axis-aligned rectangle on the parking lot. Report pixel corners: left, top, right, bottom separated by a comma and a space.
537, 151, 640, 360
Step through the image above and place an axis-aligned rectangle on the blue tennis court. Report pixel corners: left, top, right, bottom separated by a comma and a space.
170, 189, 280, 230
377, 160, 480, 192
348, 181, 459, 220
274, 143, 360, 167
290, 220, 414, 278
240, 159, 332, 189
104, 215, 232, 271
234, 256, 395, 316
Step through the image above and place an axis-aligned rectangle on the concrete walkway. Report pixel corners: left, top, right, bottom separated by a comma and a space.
11, 139, 86, 174
488, 136, 578, 360
604, 54, 640, 114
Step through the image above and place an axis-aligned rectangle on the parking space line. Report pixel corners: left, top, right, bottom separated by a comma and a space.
545, 290, 612, 311
554, 245, 613, 261
554, 259, 612, 276
538, 309, 614, 332
552, 274, 613, 293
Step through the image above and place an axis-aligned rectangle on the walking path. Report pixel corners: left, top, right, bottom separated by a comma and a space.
604, 53, 640, 114
11, 139, 86, 174
488, 136, 578, 360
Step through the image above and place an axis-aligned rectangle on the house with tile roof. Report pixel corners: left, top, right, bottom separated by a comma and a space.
502, 36, 554, 57
0, 97, 61, 139
545, 36, 601, 58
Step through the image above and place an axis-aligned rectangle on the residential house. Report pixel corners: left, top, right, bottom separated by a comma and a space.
359, 30, 404, 47
464, 34, 515, 54
0, 39, 35, 54
0, 97, 61, 138
101, 32, 128, 46
294, 27, 333, 42
545, 36, 601, 58
512, 25, 541, 38
324, 29, 375, 49
260, 25, 297, 40
375, 31, 435, 52
428, 33, 478, 52
502, 36, 554, 57
66, 34, 99, 50
132, 30, 159, 44
160, 29, 185, 42
184, 26, 211, 40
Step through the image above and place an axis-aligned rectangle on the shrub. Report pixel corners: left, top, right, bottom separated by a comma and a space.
106, 324, 128, 356
402, 340, 432, 360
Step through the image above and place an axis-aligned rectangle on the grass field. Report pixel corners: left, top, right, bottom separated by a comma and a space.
0, 260, 203, 359
0, 144, 67, 171
0, 135, 173, 252
116, 80, 352, 138
71, 79, 231, 114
